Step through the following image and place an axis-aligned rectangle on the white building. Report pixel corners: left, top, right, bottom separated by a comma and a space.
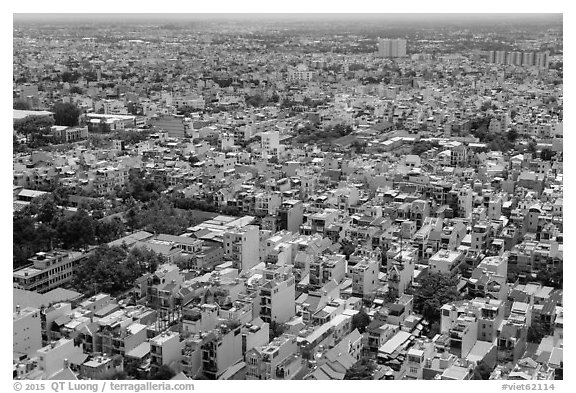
14, 306, 42, 357
223, 225, 260, 272
259, 265, 296, 324
36, 338, 84, 379
150, 330, 182, 372
261, 131, 280, 159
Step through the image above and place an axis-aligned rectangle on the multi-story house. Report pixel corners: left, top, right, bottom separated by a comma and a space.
150, 330, 182, 373
258, 264, 296, 324
277, 200, 304, 234
223, 225, 260, 272
309, 254, 347, 290
245, 334, 299, 380
14, 306, 42, 357
349, 255, 379, 300
201, 322, 243, 380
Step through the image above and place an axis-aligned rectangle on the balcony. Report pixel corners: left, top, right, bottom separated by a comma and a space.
260, 307, 271, 316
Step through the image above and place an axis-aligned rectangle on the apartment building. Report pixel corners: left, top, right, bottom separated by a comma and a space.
90, 166, 129, 196
287, 64, 316, 82
223, 225, 260, 272
378, 38, 408, 58
471, 222, 492, 252
13, 250, 87, 294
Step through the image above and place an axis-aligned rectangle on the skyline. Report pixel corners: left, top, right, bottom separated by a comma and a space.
11, 9, 565, 384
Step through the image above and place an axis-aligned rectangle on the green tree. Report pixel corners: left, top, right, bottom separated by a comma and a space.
13, 116, 55, 144
72, 245, 164, 297
540, 148, 555, 161
220, 205, 241, 217
340, 239, 357, 259
61, 71, 80, 83
344, 358, 376, 380
507, 129, 519, 142
56, 209, 96, 250
555, 362, 563, 380
472, 360, 493, 380
109, 371, 129, 380
13, 100, 31, 110
245, 94, 267, 107
126, 197, 194, 235
527, 320, 547, 343
413, 273, 461, 322
124, 358, 143, 379
351, 140, 367, 154
95, 218, 126, 244
411, 141, 440, 156
527, 141, 537, 157
269, 321, 288, 341
52, 102, 81, 126
351, 309, 371, 334
150, 365, 176, 380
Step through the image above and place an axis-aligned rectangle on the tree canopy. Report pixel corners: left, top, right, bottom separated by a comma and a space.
344, 358, 376, 380
294, 123, 353, 145
13, 115, 55, 144
124, 197, 194, 235
351, 309, 371, 334
14, 100, 32, 110
52, 102, 81, 127
540, 148, 555, 161
245, 93, 268, 108
411, 140, 440, 156
13, 194, 125, 268
472, 360, 493, 380
116, 169, 166, 203
149, 365, 176, 380
72, 244, 165, 297
411, 272, 461, 322
269, 321, 289, 341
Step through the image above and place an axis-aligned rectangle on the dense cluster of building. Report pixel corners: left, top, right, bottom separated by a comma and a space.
13, 17, 562, 381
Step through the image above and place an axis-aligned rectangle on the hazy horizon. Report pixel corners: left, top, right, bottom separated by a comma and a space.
13, 13, 562, 26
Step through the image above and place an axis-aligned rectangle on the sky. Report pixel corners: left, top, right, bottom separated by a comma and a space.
13, 13, 562, 25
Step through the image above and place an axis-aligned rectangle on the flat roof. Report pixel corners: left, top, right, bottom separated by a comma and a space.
13, 109, 53, 120
125, 341, 151, 359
